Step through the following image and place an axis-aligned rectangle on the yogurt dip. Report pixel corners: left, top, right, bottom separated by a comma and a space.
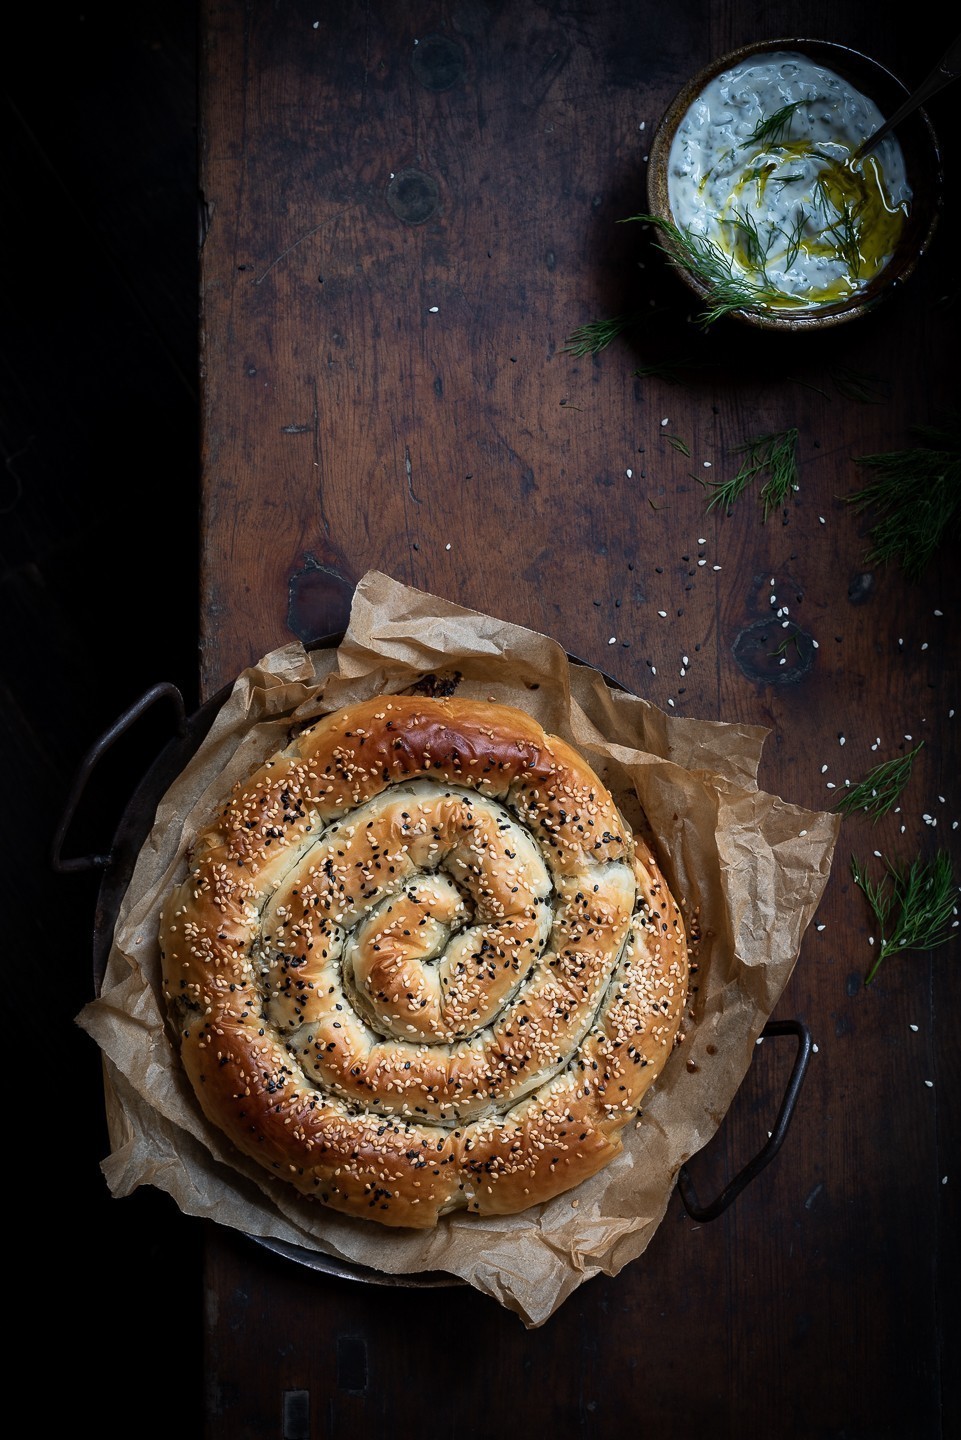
666, 51, 912, 310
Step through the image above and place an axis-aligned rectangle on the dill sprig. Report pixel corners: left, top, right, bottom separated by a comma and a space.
561, 313, 637, 356
726, 208, 773, 276
744, 101, 804, 146
769, 631, 801, 658
830, 366, 886, 403
779, 208, 808, 269
851, 851, 959, 986
820, 198, 865, 279
833, 742, 924, 822
620, 213, 794, 326
847, 420, 961, 580
706, 428, 799, 518
632, 357, 702, 383
741, 162, 772, 200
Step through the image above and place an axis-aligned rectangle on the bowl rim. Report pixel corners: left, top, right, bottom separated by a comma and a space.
644, 36, 944, 333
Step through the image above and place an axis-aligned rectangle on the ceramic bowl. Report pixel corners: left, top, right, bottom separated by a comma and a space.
645, 38, 943, 332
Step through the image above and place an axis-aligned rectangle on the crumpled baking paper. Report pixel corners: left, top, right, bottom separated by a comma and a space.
77, 569, 840, 1327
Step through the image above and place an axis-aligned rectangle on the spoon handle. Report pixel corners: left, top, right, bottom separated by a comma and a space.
858, 31, 961, 157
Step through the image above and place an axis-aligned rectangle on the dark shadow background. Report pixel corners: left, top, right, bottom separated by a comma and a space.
3, 5, 203, 1430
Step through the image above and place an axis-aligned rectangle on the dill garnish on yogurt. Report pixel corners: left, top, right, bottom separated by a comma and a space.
622, 213, 789, 327
662, 50, 912, 315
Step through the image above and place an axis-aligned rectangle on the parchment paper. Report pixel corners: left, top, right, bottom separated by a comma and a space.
77, 570, 840, 1326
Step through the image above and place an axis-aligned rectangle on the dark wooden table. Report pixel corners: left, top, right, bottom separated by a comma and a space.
193, 3, 959, 1435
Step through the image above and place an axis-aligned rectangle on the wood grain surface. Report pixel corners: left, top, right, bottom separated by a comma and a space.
194, 3, 959, 1435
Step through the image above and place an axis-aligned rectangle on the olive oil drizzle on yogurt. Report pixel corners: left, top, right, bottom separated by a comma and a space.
667, 52, 912, 311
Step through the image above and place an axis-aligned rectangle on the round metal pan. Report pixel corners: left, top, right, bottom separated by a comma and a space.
54, 644, 811, 1287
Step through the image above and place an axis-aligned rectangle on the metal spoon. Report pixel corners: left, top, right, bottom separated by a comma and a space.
855, 32, 961, 157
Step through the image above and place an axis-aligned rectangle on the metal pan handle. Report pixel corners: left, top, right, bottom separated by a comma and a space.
51, 682, 188, 874
676, 1017, 812, 1222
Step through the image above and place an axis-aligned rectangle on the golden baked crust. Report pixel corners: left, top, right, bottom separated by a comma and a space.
159, 695, 689, 1228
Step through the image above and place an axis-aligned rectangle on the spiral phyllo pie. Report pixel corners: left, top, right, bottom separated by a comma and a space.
159, 695, 689, 1228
